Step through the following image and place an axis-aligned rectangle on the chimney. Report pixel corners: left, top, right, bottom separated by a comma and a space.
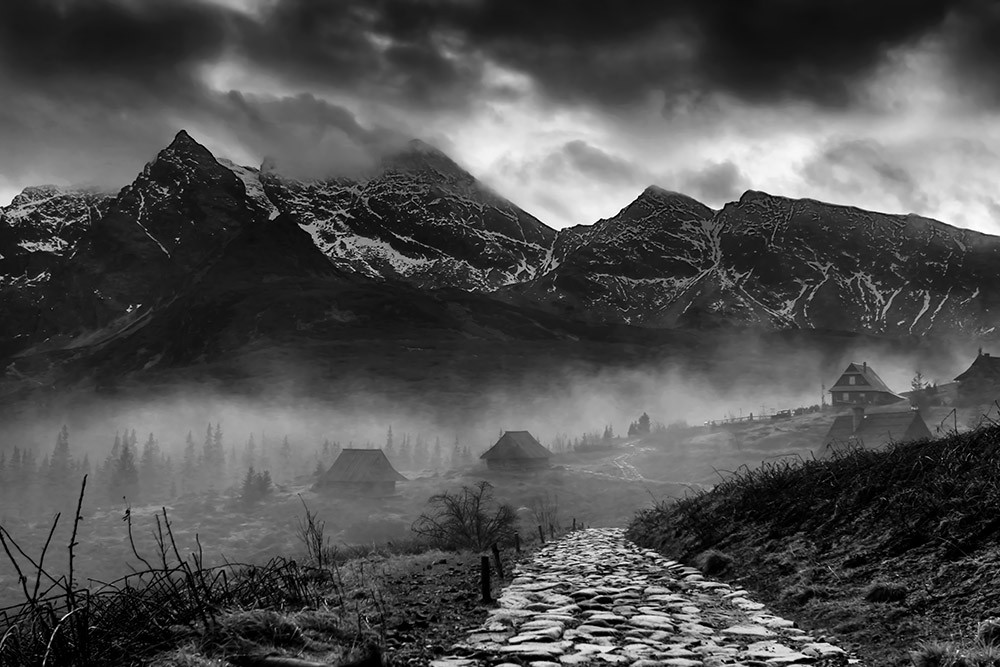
862, 361, 867, 373
851, 405, 865, 432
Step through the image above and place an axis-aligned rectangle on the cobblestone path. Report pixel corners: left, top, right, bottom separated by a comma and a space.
431, 528, 858, 667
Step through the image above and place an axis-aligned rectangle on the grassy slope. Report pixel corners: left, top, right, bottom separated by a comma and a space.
627, 423, 1000, 666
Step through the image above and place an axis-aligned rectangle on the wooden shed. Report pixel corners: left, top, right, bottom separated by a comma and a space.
954, 349, 1000, 404
828, 362, 905, 407
480, 431, 551, 470
315, 448, 406, 496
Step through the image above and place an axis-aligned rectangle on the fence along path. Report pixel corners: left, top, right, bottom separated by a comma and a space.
432, 528, 858, 667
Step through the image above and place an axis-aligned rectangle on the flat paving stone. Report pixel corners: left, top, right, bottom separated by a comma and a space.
432, 528, 859, 666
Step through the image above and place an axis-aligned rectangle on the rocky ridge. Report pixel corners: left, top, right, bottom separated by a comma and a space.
432, 528, 855, 667
3, 129, 1000, 365
258, 140, 557, 291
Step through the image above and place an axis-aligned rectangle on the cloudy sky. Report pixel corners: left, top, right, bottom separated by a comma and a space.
3, 0, 1000, 232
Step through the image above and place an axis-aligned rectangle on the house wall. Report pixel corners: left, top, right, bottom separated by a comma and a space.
831, 391, 898, 406
957, 377, 1000, 405
317, 481, 397, 496
485, 458, 550, 471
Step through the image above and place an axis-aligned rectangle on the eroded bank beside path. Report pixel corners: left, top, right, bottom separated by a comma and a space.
432, 527, 856, 666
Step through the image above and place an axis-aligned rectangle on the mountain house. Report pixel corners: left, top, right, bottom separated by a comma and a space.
315, 448, 407, 496
953, 349, 1000, 404
822, 405, 933, 454
480, 431, 552, 470
828, 362, 905, 407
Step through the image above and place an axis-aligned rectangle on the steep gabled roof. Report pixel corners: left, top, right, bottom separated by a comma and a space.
829, 362, 899, 396
321, 449, 407, 483
954, 353, 1000, 383
823, 409, 931, 448
480, 431, 551, 460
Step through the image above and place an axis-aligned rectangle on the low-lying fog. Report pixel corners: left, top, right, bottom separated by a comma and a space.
0, 333, 977, 610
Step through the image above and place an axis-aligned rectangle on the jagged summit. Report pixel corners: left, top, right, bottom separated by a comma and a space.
170, 129, 198, 147
378, 138, 473, 186
738, 189, 771, 204
640, 185, 691, 201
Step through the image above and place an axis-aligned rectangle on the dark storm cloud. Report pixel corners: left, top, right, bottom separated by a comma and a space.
546, 141, 646, 185
803, 139, 929, 213
219, 0, 973, 108
4, 0, 983, 112
222, 91, 410, 178
675, 161, 749, 205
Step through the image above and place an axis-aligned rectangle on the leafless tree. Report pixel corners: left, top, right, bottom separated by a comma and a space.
411, 481, 518, 551
527, 491, 561, 531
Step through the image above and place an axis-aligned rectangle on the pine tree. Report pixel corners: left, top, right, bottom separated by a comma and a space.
450, 436, 461, 468
110, 439, 139, 503
182, 431, 197, 493
637, 412, 651, 435
50, 424, 71, 484
279, 436, 292, 473
244, 433, 256, 469
140, 433, 161, 498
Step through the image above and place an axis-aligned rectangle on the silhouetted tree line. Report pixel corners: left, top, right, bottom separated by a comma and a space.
378, 427, 475, 471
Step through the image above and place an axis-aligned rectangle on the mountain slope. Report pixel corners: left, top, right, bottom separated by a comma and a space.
0, 131, 272, 349
509, 186, 719, 323
509, 188, 1000, 337
259, 140, 558, 290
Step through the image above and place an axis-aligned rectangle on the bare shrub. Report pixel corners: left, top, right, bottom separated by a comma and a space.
527, 491, 561, 532
295, 496, 330, 568
411, 481, 518, 551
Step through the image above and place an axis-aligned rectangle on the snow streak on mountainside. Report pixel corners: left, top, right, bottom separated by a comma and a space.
511, 188, 1000, 337
257, 140, 557, 290
0, 186, 113, 279
5, 129, 1000, 359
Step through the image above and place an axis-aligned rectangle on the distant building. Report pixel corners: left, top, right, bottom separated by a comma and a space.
828, 362, 905, 407
480, 431, 552, 470
822, 405, 932, 453
954, 349, 1000, 404
315, 448, 406, 496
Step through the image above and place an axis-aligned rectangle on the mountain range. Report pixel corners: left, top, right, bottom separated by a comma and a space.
0, 130, 994, 394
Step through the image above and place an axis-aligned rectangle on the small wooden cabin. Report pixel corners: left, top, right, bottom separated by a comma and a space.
480, 431, 551, 471
828, 362, 905, 407
954, 350, 1000, 404
315, 448, 406, 496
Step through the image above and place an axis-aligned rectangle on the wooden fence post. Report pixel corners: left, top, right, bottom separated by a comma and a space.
481, 556, 491, 603
537, 525, 545, 544
572, 517, 576, 531
514, 533, 521, 554
549, 523, 555, 540
491, 543, 504, 580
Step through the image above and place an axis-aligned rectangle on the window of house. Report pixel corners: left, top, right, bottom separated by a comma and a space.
840, 393, 847, 401
848, 376, 856, 385
859, 392, 866, 400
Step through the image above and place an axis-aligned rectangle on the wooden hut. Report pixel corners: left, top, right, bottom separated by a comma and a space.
828, 362, 905, 407
954, 349, 1000, 404
315, 448, 406, 496
480, 431, 551, 470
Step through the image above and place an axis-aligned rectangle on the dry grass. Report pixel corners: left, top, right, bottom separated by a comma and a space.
912, 643, 1000, 667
